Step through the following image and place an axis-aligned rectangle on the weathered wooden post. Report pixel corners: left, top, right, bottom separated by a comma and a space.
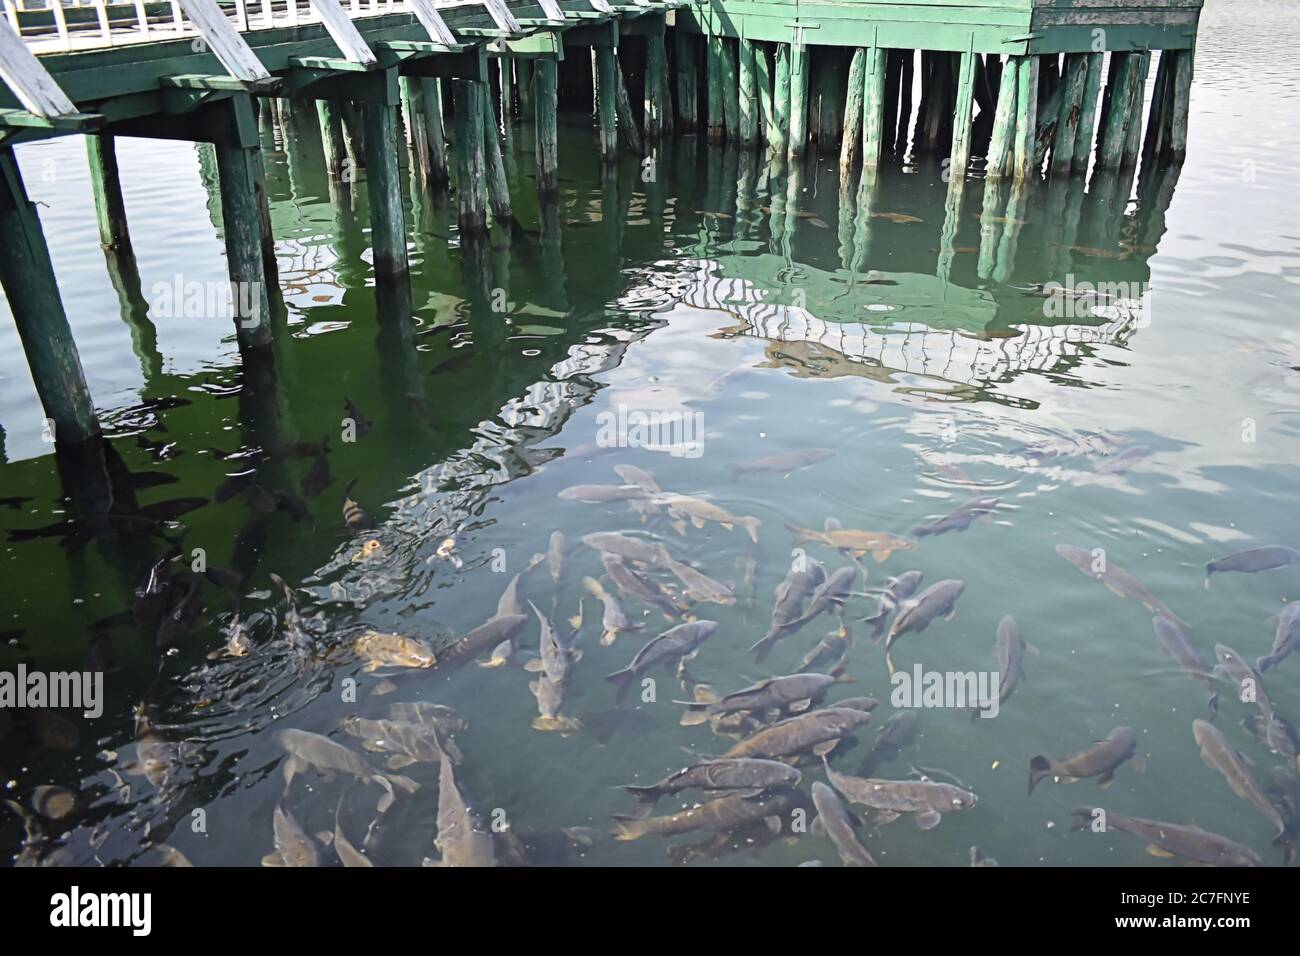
675, 30, 698, 130
985, 55, 1017, 179
1072, 53, 1104, 174
738, 38, 758, 146
756, 42, 775, 150
1050, 53, 1090, 176
0, 149, 101, 443
839, 47, 866, 174
646, 27, 668, 141
861, 44, 886, 170
516, 59, 533, 123
595, 46, 619, 162
1163, 47, 1194, 164
614, 56, 645, 155
361, 70, 411, 292
316, 100, 350, 180
1011, 55, 1039, 181
1096, 51, 1144, 170
707, 32, 725, 143
721, 36, 739, 142
534, 57, 559, 199
401, 75, 436, 192
453, 78, 489, 236
420, 78, 450, 185
948, 50, 977, 181
787, 40, 809, 160
482, 90, 513, 223
86, 135, 132, 254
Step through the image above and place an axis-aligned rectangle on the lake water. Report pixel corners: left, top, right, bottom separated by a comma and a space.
2, 0, 1298, 867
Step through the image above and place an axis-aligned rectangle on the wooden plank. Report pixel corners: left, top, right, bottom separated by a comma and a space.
410, 0, 458, 45
0, 16, 79, 116
176, 0, 273, 82
308, 0, 378, 66
481, 0, 521, 34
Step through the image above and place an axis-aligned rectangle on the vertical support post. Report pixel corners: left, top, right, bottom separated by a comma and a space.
1052, 53, 1090, 176
535, 57, 559, 199
721, 36, 739, 142
517, 59, 533, 124
212, 102, 273, 350
361, 87, 410, 288
595, 46, 618, 162
646, 29, 667, 141
86, 135, 132, 254
453, 78, 489, 236
0, 148, 101, 442
401, 75, 434, 190
499, 55, 515, 126
1164, 47, 1193, 164
482, 86, 512, 222
882, 50, 902, 158
861, 44, 885, 170
340, 101, 366, 169
787, 40, 809, 160
1072, 51, 1104, 174
757, 42, 775, 150
675, 29, 697, 130
948, 49, 977, 181
839, 47, 865, 174
1011, 54, 1039, 181
613, 55, 645, 155
1096, 51, 1142, 170
985, 54, 1017, 179
707, 32, 724, 143
738, 37, 758, 146
1120, 52, 1149, 169
420, 77, 450, 185
316, 99, 349, 180
773, 44, 790, 157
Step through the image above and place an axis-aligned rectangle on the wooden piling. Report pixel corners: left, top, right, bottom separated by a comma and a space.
1050, 54, 1089, 176
948, 50, 977, 181
707, 33, 725, 143
534, 57, 559, 199
646, 31, 668, 141
839, 47, 866, 174
499, 56, 515, 127
773, 45, 791, 157
420, 78, 450, 185
481, 89, 513, 222
1121, 52, 1150, 169
985, 55, 1017, 179
675, 30, 698, 130
722, 37, 740, 142
316, 99, 349, 180
401, 76, 434, 191
788, 42, 809, 160
861, 45, 886, 170
1096, 51, 1144, 170
0, 148, 101, 442
1072, 52, 1104, 175
613, 56, 645, 155
340, 101, 366, 171
739, 38, 758, 146
1164, 47, 1194, 164
882, 50, 902, 158
453, 78, 489, 237
1011, 55, 1039, 181
86, 135, 132, 254
361, 96, 411, 286
595, 46, 619, 161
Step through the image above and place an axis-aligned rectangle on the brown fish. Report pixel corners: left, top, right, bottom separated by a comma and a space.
1028, 726, 1139, 795
786, 524, 914, 562
1070, 807, 1261, 866
811, 781, 877, 866
722, 707, 872, 761
824, 760, 977, 830
611, 791, 792, 841
1193, 718, 1288, 842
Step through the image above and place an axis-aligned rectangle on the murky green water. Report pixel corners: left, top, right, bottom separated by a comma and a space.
3, 0, 1299, 867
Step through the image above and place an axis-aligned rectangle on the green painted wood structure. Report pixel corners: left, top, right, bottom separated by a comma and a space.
1, 0, 1201, 446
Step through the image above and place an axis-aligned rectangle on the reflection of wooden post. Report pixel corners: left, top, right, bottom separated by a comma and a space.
0, 148, 101, 443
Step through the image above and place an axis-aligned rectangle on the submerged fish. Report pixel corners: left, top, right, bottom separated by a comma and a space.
583, 576, 642, 646
723, 706, 872, 761
1204, 546, 1300, 589
275, 728, 416, 812
656, 494, 762, 543
611, 791, 793, 842
261, 804, 321, 867
622, 758, 801, 812
1192, 718, 1288, 842
354, 631, 436, 672
885, 579, 965, 673
970, 615, 1028, 721
341, 479, 372, 531
602, 553, 685, 618
1055, 544, 1182, 623
1259, 603, 1300, 672
750, 558, 826, 661
436, 613, 528, 669
811, 781, 877, 866
1028, 726, 1139, 795
582, 532, 670, 567
730, 449, 836, 475
430, 743, 496, 867
824, 760, 977, 830
1070, 807, 1261, 866
1151, 616, 1217, 716
787, 525, 914, 562
558, 484, 650, 503
613, 464, 661, 495
1093, 444, 1150, 476
301, 440, 332, 498
546, 531, 564, 584
605, 620, 718, 700
1214, 643, 1275, 725
861, 570, 924, 642
679, 673, 835, 727
666, 558, 735, 606
910, 497, 1000, 538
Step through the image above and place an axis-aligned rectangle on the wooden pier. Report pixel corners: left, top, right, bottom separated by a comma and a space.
0, 0, 1200, 445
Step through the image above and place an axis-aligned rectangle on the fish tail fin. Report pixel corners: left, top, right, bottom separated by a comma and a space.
749, 633, 775, 661
532, 716, 582, 733
621, 783, 661, 813
1257, 654, 1275, 673
610, 815, 646, 841
1028, 756, 1052, 796
1207, 692, 1219, 720
742, 517, 762, 544
605, 667, 636, 702
784, 524, 815, 545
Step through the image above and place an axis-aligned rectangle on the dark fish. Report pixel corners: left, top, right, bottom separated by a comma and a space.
885, 579, 965, 673
1259, 603, 1300, 672
811, 781, 876, 866
679, 673, 834, 727
861, 570, 924, 642
611, 791, 792, 842
1028, 726, 1138, 795
215, 470, 256, 503
132, 549, 178, 628
824, 760, 977, 830
1192, 719, 1288, 842
750, 558, 826, 661
797, 627, 853, 676
793, 566, 857, 631
341, 479, 372, 531
137, 497, 208, 522
1242, 713, 1300, 761
301, 441, 332, 498
602, 553, 684, 618
910, 497, 1000, 538
858, 710, 920, 777
730, 448, 836, 475
1055, 544, 1182, 623
436, 613, 529, 669
1205, 546, 1300, 589
605, 620, 718, 701
430, 744, 496, 867
1151, 616, 1218, 716
274, 490, 311, 523
1069, 807, 1261, 866
1214, 644, 1275, 726
156, 575, 202, 648
622, 758, 801, 812
970, 615, 1028, 722
723, 706, 872, 761
245, 483, 278, 514
343, 398, 371, 438
129, 471, 179, 489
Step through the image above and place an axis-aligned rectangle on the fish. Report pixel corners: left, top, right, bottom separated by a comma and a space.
1093, 444, 1151, 475
786, 524, 915, 562
353, 631, 436, 672
605, 620, 718, 700
1242, 713, 1300, 762
29, 785, 77, 821
333, 799, 374, 867
861, 570, 924, 642
622, 759, 801, 812
1055, 544, 1182, 624
435, 613, 528, 669
558, 484, 651, 503
207, 615, 252, 660
246, 483, 278, 514
523, 601, 580, 684
341, 479, 372, 531
133, 550, 179, 628
797, 627, 853, 676
136, 497, 208, 522
342, 716, 460, 768
1069, 807, 1261, 866
261, 803, 321, 867
613, 464, 661, 494
730, 449, 836, 475
722, 706, 872, 761
1028, 726, 1139, 795
214, 470, 256, 503
679, 673, 835, 727
582, 576, 642, 646
792, 565, 857, 632
1151, 616, 1218, 716
885, 579, 965, 673
430, 741, 496, 866
666, 558, 735, 606
1193, 719, 1289, 842
273, 490, 311, 523
858, 710, 920, 776
275, 728, 417, 812
1214, 644, 1275, 726
581, 532, 671, 567
750, 558, 826, 661
300, 439, 332, 498
971, 615, 1028, 720
530, 675, 582, 733
811, 781, 877, 866
656, 494, 762, 543
1205, 546, 1300, 588
824, 760, 977, 830
611, 791, 793, 842
343, 397, 371, 438
872, 212, 923, 224
602, 553, 685, 618
547, 531, 564, 584
155, 574, 202, 648
1259, 603, 1300, 672
910, 497, 1000, 538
